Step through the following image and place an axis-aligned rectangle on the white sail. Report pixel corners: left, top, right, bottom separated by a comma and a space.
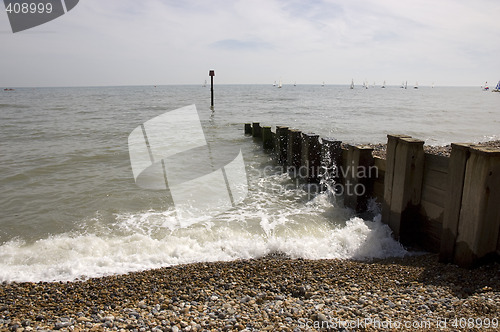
493, 81, 500, 92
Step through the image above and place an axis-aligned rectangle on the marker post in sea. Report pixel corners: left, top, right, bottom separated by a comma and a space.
209, 70, 215, 110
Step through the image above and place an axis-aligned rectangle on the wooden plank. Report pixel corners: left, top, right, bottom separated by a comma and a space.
301, 133, 321, 182
373, 181, 385, 202
424, 153, 450, 173
421, 184, 446, 208
416, 217, 442, 252
286, 130, 302, 176
440, 143, 471, 263
455, 146, 500, 267
275, 126, 289, 166
382, 135, 412, 229
344, 145, 374, 213
262, 126, 273, 150
389, 137, 425, 240
497, 227, 500, 254
374, 156, 386, 172
252, 122, 261, 138
420, 200, 445, 222
422, 168, 448, 192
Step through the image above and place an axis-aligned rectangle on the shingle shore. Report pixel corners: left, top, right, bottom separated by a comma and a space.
1, 254, 499, 331
362, 140, 500, 159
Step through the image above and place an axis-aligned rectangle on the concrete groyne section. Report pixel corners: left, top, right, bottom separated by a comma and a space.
244, 123, 500, 268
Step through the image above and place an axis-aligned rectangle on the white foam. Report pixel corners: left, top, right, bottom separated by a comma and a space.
0, 168, 408, 283
0, 211, 407, 283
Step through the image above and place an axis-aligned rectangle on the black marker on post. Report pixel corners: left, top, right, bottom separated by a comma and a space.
209, 70, 215, 111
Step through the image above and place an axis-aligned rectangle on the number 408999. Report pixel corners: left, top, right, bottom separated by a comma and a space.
5, 2, 54, 14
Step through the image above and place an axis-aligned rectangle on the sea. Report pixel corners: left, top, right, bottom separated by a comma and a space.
1, 84, 499, 283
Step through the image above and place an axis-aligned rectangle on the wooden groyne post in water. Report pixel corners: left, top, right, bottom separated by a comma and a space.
344, 145, 376, 213
301, 133, 321, 183
244, 122, 500, 268
287, 129, 302, 177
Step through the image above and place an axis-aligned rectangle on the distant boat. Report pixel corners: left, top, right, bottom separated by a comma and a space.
432, 82, 435, 88
3, 88, 14, 91
493, 81, 500, 92
273, 81, 276, 87
483, 81, 489, 91
294, 81, 296, 86
381, 81, 386, 88
278, 79, 282, 88
203, 80, 207, 87
405, 81, 408, 89
322, 81, 325, 87
414, 82, 419, 89
350, 79, 354, 89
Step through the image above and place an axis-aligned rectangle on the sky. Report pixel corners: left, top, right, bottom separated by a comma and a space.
1, 0, 500, 87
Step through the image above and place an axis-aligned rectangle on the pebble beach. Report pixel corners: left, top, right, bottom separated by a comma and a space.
365, 140, 500, 159
1, 254, 499, 331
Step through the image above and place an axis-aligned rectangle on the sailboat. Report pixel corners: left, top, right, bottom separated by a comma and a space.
493, 81, 500, 92
414, 82, 419, 89
322, 81, 325, 87
381, 81, 386, 88
203, 80, 207, 87
400, 82, 405, 88
405, 81, 408, 89
273, 81, 276, 87
483, 82, 489, 91
278, 79, 282, 88
294, 81, 296, 86
350, 79, 354, 89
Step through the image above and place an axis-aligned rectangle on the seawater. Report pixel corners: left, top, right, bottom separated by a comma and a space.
1, 85, 499, 282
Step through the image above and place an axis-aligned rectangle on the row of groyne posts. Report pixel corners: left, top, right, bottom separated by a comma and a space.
244, 122, 500, 268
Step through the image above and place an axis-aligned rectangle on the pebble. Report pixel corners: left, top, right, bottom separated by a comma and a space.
365, 140, 500, 159
0, 254, 498, 331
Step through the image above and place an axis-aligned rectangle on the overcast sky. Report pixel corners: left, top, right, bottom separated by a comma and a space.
1, 0, 500, 87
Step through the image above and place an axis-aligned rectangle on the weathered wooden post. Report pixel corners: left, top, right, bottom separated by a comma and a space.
382, 134, 412, 225
252, 122, 261, 138
453, 146, 500, 267
382, 136, 424, 241
321, 138, 343, 185
440, 143, 472, 263
301, 133, 321, 183
244, 123, 252, 135
343, 145, 375, 213
287, 129, 302, 177
275, 126, 289, 165
262, 126, 273, 150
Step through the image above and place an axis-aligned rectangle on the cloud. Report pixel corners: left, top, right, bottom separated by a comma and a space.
1, 0, 499, 86
209, 38, 272, 51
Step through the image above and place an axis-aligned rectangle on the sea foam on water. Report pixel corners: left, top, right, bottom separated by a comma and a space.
0, 171, 407, 283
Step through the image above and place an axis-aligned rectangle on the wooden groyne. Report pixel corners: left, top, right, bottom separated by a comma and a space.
244, 123, 500, 268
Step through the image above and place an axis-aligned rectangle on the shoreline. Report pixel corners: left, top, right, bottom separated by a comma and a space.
355, 140, 500, 159
1, 254, 498, 331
